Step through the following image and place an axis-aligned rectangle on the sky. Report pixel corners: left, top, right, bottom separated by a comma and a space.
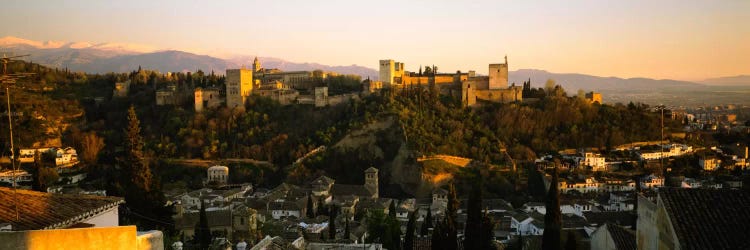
1, 0, 748, 81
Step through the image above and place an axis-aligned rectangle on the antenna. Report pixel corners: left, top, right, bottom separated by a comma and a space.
1, 53, 32, 222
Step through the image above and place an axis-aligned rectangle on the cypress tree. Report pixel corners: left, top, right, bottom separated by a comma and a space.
389, 200, 397, 219
542, 168, 562, 250
444, 183, 459, 250
306, 194, 315, 218
564, 231, 578, 250
405, 211, 417, 250
390, 216, 402, 250
421, 207, 432, 237
328, 204, 338, 240
464, 175, 483, 249
196, 201, 211, 250
124, 106, 152, 192
480, 211, 496, 250
431, 222, 442, 250
317, 196, 326, 216
344, 215, 350, 240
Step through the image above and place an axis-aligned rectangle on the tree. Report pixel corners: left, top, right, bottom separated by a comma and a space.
544, 79, 556, 96
464, 174, 483, 250
390, 215, 402, 250
317, 196, 327, 216
196, 201, 211, 250
404, 211, 417, 250
344, 215, 350, 240
444, 182, 459, 250
329, 204, 338, 240
306, 194, 315, 218
123, 106, 152, 192
421, 208, 432, 237
542, 168, 562, 250
480, 212, 495, 250
564, 231, 578, 250
389, 200, 397, 219
81, 131, 105, 165
30, 151, 58, 191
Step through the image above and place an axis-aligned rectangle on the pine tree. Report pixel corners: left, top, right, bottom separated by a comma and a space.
306, 194, 315, 218
404, 211, 417, 250
542, 168, 562, 250
421, 208, 432, 237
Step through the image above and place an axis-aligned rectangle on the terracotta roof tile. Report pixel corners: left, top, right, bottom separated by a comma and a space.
606, 224, 636, 250
0, 187, 123, 230
658, 188, 750, 250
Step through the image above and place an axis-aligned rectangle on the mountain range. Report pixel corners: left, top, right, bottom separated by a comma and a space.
0, 36, 379, 79
2, 36, 749, 103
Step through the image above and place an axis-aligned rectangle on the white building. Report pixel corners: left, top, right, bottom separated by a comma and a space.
0, 170, 32, 185
207, 165, 229, 185
699, 157, 720, 171
18, 148, 53, 163
640, 174, 664, 189
55, 147, 78, 167
576, 152, 607, 171
559, 177, 601, 194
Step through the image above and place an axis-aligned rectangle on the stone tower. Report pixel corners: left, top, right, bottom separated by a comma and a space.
379, 59, 404, 85
252, 57, 261, 72
225, 68, 254, 109
488, 56, 509, 90
364, 167, 379, 198
461, 81, 476, 107
194, 88, 204, 112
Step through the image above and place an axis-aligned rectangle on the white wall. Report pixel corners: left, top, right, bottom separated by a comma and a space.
83, 207, 119, 227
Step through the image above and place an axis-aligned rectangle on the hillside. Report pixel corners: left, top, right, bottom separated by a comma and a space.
701, 75, 750, 86
509, 69, 702, 91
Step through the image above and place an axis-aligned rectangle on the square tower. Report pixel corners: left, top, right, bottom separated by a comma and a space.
489, 56, 509, 89
379, 59, 404, 85
364, 167, 379, 199
226, 68, 254, 108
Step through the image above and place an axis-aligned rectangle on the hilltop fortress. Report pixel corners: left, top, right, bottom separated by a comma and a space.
191, 57, 359, 112
380, 56, 522, 106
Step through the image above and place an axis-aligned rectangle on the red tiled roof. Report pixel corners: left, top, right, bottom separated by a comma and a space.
0, 187, 124, 230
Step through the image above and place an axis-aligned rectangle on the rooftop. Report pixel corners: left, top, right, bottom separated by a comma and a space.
658, 188, 750, 249
0, 187, 123, 230
606, 224, 636, 250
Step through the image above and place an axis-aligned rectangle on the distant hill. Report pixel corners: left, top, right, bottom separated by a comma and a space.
1, 36, 378, 78
509, 69, 703, 91
700, 75, 750, 86
227, 55, 378, 79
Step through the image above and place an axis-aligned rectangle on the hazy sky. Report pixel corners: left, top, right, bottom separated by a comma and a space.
2, 0, 748, 80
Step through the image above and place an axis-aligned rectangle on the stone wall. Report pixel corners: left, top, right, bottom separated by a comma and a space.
0, 226, 162, 250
